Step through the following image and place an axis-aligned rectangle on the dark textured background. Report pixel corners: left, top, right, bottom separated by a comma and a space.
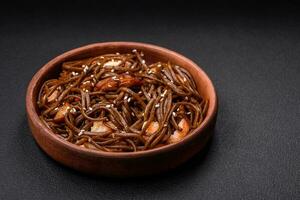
0, 1, 299, 199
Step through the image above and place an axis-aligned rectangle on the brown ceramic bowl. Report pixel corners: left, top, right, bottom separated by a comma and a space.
26, 42, 218, 177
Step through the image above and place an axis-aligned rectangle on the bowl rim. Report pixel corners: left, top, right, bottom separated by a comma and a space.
26, 41, 217, 159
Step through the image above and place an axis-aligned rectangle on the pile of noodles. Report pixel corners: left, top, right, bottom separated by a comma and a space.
38, 50, 208, 152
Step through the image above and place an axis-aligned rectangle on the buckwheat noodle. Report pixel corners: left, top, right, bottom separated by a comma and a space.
38, 50, 208, 152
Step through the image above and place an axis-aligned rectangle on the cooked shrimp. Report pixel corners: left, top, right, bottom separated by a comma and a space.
95, 74, 143, 92
103, 60, 122, 67
91, 121, 112, 133
167, 118, 190, 144
145, 121, 159, 135
47, 90, 58, 102
54, 103, 71, 122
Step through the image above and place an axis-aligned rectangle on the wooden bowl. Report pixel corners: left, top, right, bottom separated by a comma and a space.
26, 42, 218, 177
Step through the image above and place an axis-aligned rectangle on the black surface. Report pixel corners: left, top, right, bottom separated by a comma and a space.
0, 2, 299, 200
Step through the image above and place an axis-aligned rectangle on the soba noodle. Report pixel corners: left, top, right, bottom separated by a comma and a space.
37, 50, 208, 152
